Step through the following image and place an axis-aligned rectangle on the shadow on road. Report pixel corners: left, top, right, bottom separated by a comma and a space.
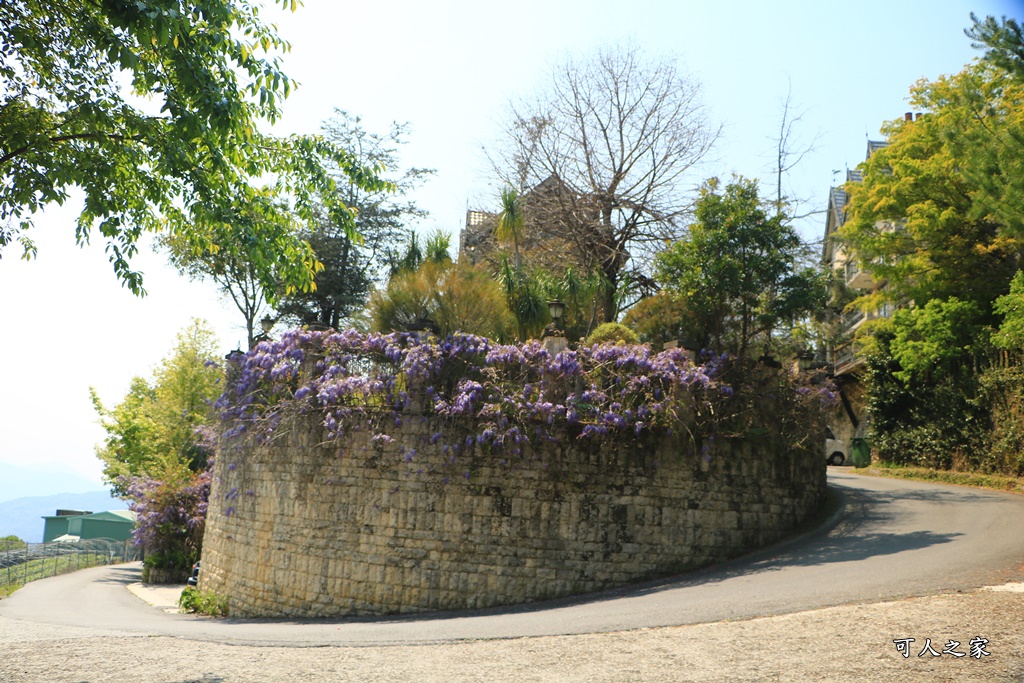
96, 564, 142, 586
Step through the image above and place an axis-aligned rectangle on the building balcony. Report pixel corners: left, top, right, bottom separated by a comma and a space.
845, 259, 875, 290
841, 303, 894, 334
832, 341, 865, 376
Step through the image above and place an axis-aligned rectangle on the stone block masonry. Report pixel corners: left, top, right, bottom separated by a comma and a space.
201, 414, 825, 618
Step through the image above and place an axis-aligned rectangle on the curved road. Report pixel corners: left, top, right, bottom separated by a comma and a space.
3, 470, 1023, 646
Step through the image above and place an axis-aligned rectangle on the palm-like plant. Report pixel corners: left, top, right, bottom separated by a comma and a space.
497, 256, 548, 341
496, 187, 524, 274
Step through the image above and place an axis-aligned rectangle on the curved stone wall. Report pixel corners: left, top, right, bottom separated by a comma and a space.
201, 415, 825, 618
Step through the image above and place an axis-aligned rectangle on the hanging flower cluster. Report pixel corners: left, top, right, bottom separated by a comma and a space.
217, 330, 737, 461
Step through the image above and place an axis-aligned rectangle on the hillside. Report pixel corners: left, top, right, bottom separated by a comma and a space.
0, 491, 129, 544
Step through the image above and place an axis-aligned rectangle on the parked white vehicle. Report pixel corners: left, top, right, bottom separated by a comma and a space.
825, 428, 848, 466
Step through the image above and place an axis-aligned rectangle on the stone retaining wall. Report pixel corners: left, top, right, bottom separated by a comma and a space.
201, 414, 825, 618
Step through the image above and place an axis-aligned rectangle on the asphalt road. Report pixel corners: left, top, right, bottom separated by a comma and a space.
3, 470, 1023, 647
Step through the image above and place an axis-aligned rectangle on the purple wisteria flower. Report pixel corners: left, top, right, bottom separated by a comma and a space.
213, 328, 824, 470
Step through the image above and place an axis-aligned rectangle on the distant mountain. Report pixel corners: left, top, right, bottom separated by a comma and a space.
0, 463, 105, 504
0, 491, 128, 543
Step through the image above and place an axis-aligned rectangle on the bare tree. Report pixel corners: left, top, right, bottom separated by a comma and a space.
768, 80, 822, 221
488, 44, 719, 321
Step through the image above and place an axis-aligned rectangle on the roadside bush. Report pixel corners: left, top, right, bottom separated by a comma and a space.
178, 586, 228, 616
125, 467, 210, 581
979, 365, 1024, 476
585, 322, 639, 346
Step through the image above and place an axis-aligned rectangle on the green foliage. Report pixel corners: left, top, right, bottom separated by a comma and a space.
423, 230, 452, 265
850, 20, 1024, 478
866, 350, 988, 471
0, 0, 384, 293
839, 61, 1024, 314
993, 270, 1024, 350
979, 366, 1024, 476
543, 267, 606, 341
586, 322, 639, 346
967, 14, 1024, 85
654, 176, 825, 358
274, 112, 435, 332
93, 320, 222, 491
143, 549, 193, 572
497, 257, 549, 341
887, 298, 989, 383
0, 536, 25, 550
162, 187, 309, 349
496, 187, 524, 273
386, 229, 450, 280
369, 261, 514, 340
178, 587, 229, 616
621, 291, 701, 349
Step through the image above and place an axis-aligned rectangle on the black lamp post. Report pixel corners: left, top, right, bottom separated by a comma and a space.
260, 314, 275, 336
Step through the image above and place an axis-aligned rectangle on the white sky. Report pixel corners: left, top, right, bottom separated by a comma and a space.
0, 0, 1018, 498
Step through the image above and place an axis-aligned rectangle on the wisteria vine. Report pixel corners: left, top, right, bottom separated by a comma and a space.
217, 329, 828, 471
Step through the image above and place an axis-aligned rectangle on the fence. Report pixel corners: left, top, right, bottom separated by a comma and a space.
0, 538, 141, 595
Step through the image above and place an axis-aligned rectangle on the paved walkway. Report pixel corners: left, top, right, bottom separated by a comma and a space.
125, 580, 185, 611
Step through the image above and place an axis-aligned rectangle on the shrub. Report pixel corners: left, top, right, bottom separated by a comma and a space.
369, 261, 515, 340
124, 467, 210, 574
586, 322, 639, 346
178, 586, 228, 616
0, 535, 25, 550
621, 291, 696, 349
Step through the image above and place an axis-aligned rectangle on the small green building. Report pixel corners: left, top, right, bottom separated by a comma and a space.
42, 509, 136, 543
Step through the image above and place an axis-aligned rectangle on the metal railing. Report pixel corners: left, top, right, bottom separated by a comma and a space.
0, 538, 140, 594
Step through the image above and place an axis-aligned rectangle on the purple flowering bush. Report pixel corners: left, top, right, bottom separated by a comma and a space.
218, 329, 747, 456
217, 329, 834, 474
124, 467, 210, 575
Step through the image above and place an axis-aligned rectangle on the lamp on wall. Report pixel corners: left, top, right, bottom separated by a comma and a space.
260, 315, 276, 336
543, 300, 568, 356
547, 299, 565, 331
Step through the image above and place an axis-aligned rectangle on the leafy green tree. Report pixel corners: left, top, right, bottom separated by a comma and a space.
586, 322, 639, 346
275, 112, 434, 330
887, 298, 989, 383
496, 256, 548, 341
993, 270, 1024, 350
93, 320, 222, 493
865, 330, 989, 471
839, 61, 1024, 314
0, 0, 384, 294
0, 535, 26, 550
967, 14, 1024, 82
162, 188, 304, 349
654, 177, 825, 358
386, 229, 451, 280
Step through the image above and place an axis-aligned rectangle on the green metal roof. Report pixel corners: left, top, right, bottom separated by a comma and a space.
78, 510, 136, 523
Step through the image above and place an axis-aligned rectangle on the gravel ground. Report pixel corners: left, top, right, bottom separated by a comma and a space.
2, 587, 1022, 682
